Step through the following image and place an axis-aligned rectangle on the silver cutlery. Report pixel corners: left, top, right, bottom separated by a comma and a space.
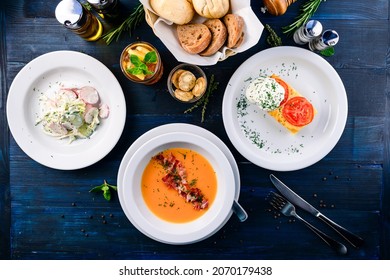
268, 191, 347, 255
233, 200, 248, 222
270, 174, 364, 248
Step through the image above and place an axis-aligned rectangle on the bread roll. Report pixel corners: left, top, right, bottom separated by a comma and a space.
150, 0, 195, 25
192, 0, 230, 19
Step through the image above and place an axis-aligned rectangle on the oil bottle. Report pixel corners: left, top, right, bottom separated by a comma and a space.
87, 0, 121, 23
55, 0, 103, 41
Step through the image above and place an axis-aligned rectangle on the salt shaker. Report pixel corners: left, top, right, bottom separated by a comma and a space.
309, 29, 339, 52
87, 0, 121, 22
55, 0, 103, 41
293, 20, 323, 45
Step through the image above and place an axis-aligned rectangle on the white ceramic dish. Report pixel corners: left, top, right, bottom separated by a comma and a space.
6, 51, 126, 170
117, 123, 241, 215
118, 127, 236, 244
222, 46, 348, 171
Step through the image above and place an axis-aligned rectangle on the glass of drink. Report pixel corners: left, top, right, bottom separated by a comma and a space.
120, 41, 163, 85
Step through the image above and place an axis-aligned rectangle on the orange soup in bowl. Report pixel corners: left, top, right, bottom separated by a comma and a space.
141, 147, 217, 223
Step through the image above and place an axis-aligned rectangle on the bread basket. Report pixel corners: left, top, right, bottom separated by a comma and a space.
140, 0, 264, 66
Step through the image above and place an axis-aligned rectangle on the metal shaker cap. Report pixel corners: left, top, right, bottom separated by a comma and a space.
322, 30, 339, 46
305, 20, 323, 37
55, 0, 83, 27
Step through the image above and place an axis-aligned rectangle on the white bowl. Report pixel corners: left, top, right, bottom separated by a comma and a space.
119, 131, 235, 244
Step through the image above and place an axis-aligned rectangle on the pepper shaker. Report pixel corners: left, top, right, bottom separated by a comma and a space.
293, 20, 323, 45
87, 0, 121, 22
309, 29, 339, 52
55, 0, 103, 41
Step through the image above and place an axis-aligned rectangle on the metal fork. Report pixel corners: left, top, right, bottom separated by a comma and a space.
268, 191, 347, 255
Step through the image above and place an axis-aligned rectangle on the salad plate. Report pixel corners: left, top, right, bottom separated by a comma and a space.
6, 51, 126, 170
117, 123, 242, 244
222, 46, 348, 171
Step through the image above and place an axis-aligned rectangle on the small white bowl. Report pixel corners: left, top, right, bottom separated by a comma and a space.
119, 131, 235, 244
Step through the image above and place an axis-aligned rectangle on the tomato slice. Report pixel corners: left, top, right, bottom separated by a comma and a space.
272, 75, 289, 106
282, 97, 314, 127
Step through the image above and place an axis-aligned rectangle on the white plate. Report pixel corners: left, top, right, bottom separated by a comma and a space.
6, 51, 126, 170
119, 130, 235, 245
222, 46, 348, 171
117, 123, 241, 244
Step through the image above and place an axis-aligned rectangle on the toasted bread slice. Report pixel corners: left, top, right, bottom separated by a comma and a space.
223, 14, 244, 48
268, 75, 317, 134
200, 19, 227, 56
233, 32, 244, 48
177, 23, 212, 54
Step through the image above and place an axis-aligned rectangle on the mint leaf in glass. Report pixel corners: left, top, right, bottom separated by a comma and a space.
144, 51, 157, 64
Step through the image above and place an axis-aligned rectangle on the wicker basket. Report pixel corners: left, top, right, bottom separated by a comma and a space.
143, 6, 237, 62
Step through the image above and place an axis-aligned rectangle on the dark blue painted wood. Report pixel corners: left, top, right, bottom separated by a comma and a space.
1, 0, 389, 260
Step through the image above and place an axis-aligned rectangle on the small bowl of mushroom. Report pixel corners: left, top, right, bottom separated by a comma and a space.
167, 63, 207, 103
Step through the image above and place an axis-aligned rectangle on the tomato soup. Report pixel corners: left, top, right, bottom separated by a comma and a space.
141, 148, 217, 223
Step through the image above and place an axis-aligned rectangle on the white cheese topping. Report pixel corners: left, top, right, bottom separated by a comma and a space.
245, 76, 285, 111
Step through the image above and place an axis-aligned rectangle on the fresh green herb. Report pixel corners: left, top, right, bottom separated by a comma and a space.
81, 2, 92, 11
320, 46, 335, 57
102, 3, 145, 45
282, 0, 326, 36
184, 74, 219, 122
144, 51, 157, 64
89, 180, 117, 201
265, 24, 282, 47
127, 51, 157, 75
189, 178, 198, 187
178, 151, 187, 159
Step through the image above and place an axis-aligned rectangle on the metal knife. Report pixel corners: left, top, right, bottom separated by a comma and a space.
270, 174, 364, 248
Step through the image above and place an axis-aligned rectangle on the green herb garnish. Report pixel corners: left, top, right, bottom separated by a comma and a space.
320, 46, 335, 57
102, 3, 145, 45
265, 24, 282, 47
89, 180, 117, 201
189, 179, 198, 187
184, 74, 219, 123
282, 0, 326, 36
127, 51, 157, 76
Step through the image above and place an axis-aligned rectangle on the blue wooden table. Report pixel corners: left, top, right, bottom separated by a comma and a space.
0, 0, 389, 260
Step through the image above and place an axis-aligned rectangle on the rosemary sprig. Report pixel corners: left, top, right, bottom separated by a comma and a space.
102, 3, 145, 45
282, 0, 325, 36
184, 74, 219, 123
265, 24, 282, 47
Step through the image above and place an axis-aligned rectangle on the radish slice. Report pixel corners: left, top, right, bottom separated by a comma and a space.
58, 89, 77, 100
48, 122, 68, 136
78, 86, 100, 105
84, 107, 99, 124
99, 103, 110, 119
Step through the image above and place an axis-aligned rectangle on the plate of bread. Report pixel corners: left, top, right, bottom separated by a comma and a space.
222, 46, 348, 171
141, 0, 263, 65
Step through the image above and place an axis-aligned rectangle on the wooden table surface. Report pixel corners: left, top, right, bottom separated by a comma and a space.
0, 0, 389, 260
